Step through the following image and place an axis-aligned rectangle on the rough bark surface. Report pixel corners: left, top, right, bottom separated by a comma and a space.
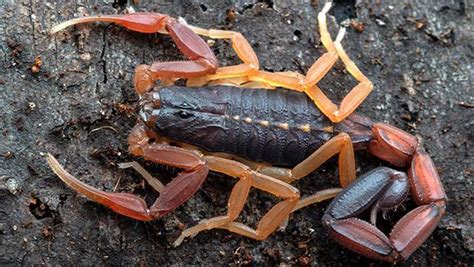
0, 0, 472, 265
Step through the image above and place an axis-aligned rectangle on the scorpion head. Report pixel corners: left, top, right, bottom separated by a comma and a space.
138, 86, 229, 148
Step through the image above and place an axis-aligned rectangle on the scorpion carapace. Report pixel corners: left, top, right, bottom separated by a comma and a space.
47, 2, 446, 263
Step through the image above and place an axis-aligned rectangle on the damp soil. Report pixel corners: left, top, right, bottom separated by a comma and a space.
0, 0, 472, 266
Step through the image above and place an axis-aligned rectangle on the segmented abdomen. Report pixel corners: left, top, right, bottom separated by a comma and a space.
156, 86, 336, 167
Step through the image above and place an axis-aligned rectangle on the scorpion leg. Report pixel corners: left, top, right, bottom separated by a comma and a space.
47, 122, 210, 222
243, 2, 338, 91
198, 152, 343, 215
186, 3, 370, 123
184, 25, 259, 87
183, 17, 307, 90
259, 133, 356, 187
302, 2, 372, 123
254, 133, 355, 222
328, 28, 373, 122
173, 156, 299, 246
118, 161, 165, 193
250, 3, 372, 123
186, 2, 336, 91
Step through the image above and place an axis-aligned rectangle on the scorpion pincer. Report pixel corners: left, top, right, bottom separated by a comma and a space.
47, 2, 446, 262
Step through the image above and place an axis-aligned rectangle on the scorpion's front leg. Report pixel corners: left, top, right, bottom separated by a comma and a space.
187, 2, 372, 123
186, 3, 338, 91
184, 22, 260, 88
47, 122, 209, 221
173, 156, 300, 246
322, 124, 447, 262
51, 13, 218, 94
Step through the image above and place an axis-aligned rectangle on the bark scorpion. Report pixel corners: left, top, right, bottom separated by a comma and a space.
47, 3, 446, 262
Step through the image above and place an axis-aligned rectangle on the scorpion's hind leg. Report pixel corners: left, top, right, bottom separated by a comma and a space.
47, 123, 210, 221
325, 28, 373, 122
243, 2, 340, 92
259, 133, 356, 187
216, 2, 373, 123
254, 133, 355, 222
173, 2, 351, 99
185, 3, 338, 91
173, 156, 299, 246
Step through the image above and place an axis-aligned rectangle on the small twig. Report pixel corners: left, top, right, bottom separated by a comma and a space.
88, 125, 118, 136
456, 101, 474, 108
113, 175, 121, 192
65, 68, 88, 74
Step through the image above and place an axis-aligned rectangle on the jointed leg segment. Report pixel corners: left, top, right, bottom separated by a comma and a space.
52, 3, 372, 122
186, 2, 372, 122
184, 26, 260, 87
313, 29, 374, 122
173, 156, 300, 246
259, 133, 356, 187
118, 161, 165, 193
255, 133, 356, 214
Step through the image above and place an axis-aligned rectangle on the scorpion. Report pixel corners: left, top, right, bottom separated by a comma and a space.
47, 3, 446, 262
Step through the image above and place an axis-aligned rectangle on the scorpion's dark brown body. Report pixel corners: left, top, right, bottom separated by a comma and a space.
140, 86, 371, 167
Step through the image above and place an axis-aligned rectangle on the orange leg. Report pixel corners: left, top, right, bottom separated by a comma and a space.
253, 133, 355, 223
246, 4, 372, 123
258, 133, 356, 187
173, 156, 300, 246
308, 28, 373, 122
186, 3, 372, 122
243, 3, 372, 122
240, 2, 339, 92
184, 25, 260, 87
118, 161, 165, 193
173, 133, 356, 245
202, 135, 351, 229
